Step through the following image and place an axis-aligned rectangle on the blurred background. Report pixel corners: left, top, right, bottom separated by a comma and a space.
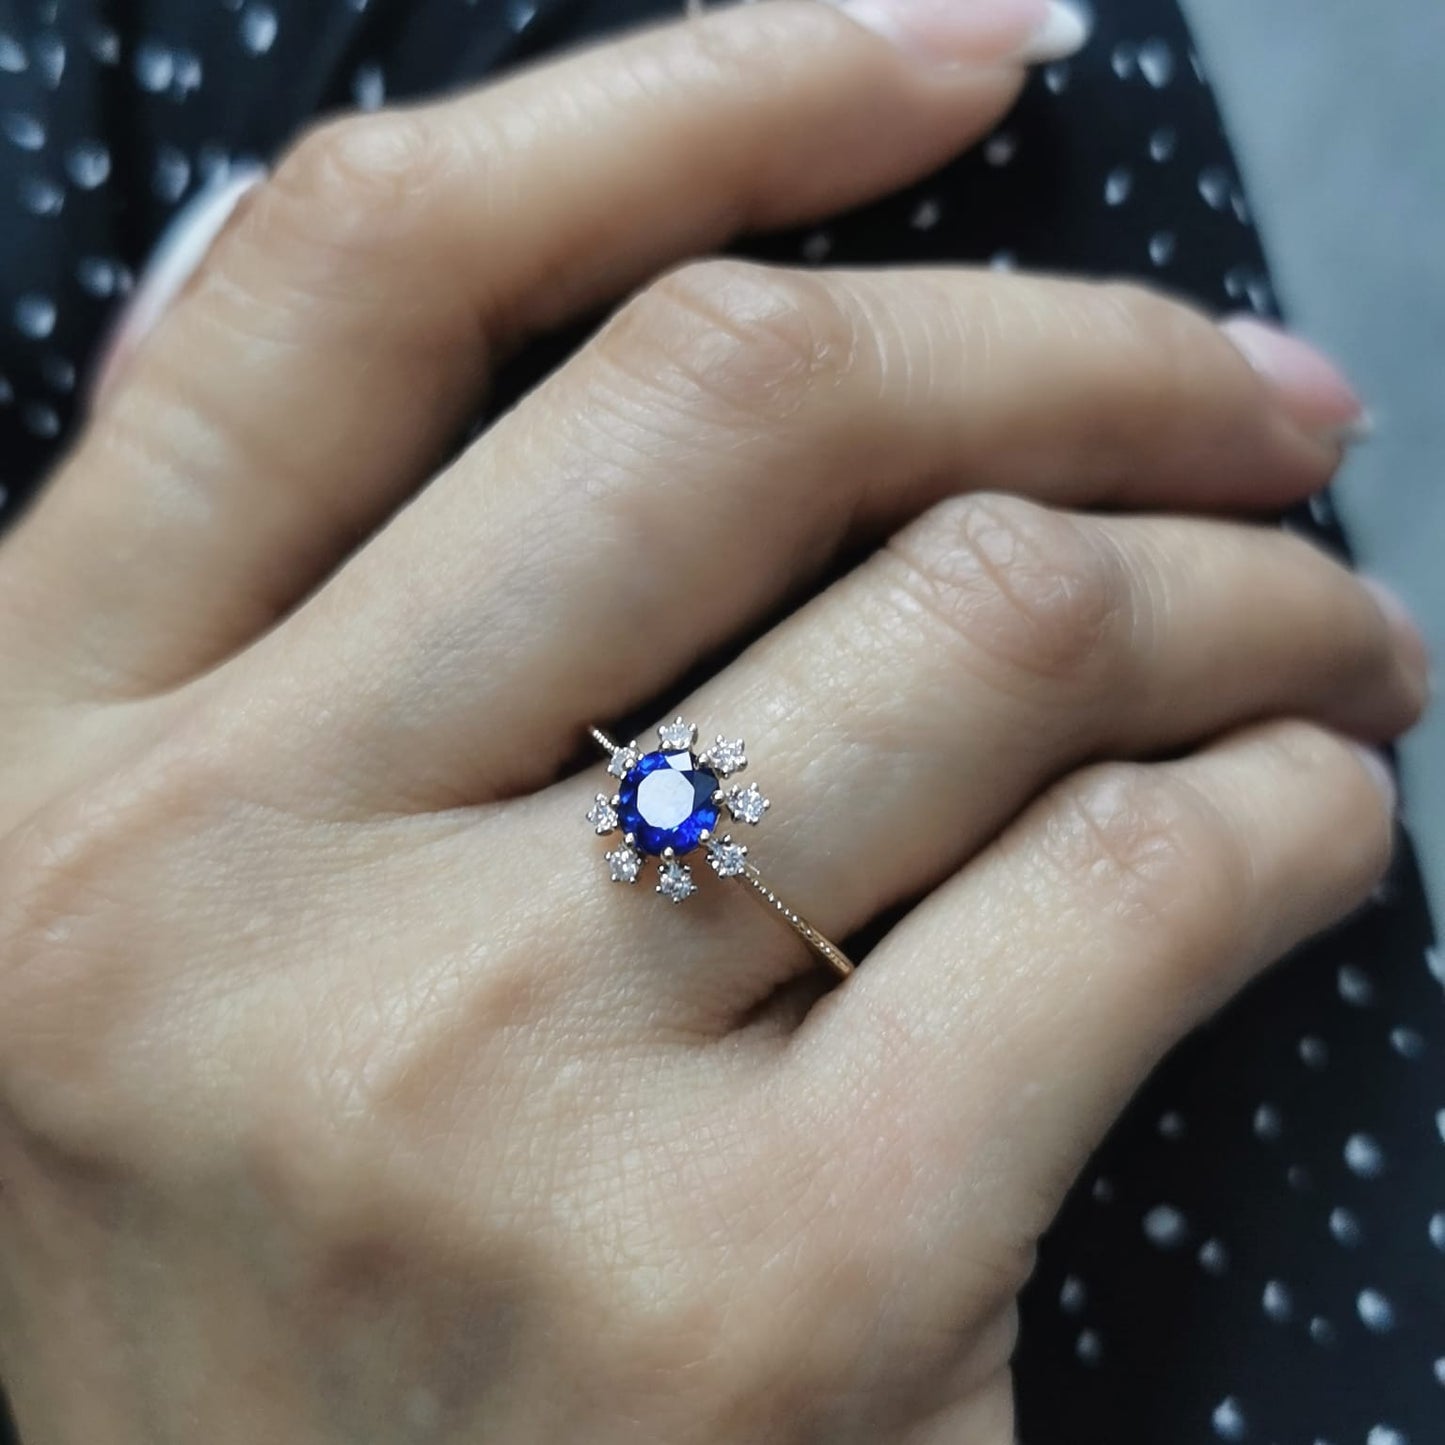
1187, 0, 1445, 916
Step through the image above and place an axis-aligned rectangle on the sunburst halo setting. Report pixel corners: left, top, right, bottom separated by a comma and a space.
589, 717, 768, 903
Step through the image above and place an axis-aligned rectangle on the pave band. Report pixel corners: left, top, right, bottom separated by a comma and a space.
587, 722, 854, 979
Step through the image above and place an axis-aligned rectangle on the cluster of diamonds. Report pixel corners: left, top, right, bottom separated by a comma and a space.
588, 717, 769, 903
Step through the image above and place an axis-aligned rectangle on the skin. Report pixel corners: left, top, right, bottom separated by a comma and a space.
0, 4, 1428, 1443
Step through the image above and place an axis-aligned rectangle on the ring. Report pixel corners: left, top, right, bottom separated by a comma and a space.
586, 719, 855, 979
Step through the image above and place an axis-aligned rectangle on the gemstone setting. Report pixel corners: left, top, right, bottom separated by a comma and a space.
616, 749, 721, 857
605, 844, 643, 884
656, 860, 697, 903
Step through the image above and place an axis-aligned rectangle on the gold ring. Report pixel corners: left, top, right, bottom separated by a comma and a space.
585, 719, 854, 979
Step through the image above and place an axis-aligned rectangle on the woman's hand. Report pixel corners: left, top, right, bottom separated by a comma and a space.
0, 3, 1426, 1442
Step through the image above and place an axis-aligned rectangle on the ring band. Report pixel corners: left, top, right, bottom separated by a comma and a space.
586, 720, 854, 979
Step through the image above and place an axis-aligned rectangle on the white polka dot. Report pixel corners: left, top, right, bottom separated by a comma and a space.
353, 63, 385, 111
1043, 62, 1070, 94
1059, 1275, 1086, 1314
1436, 1109, 1445, 1145
1075, 1328, 1102, 1365
800, 231, 832, 264
1262, 1280, 1293, 1323
172, 49, 204, 98
1143, 1204, 1189, 1249
1105, 167, 1132, 206
153, 147, 191, 204
1329, 1207, 1362, 1246
240, 4, 280, 55
32, 31, 64, 88
1367, 1428, 1407, 1445
15, 293, 57, 340
1253, 1103, 1283, 1140
1149, 127, 1178, 162
1390, 1026, 1425, 1059
1198, 1238, 1229, 1275
1138, 38, 1175, 87
910, 198, 941, 231
1357, 1288, 1396, 1333
134, 41, 177, 93
1434, 1358, 1445, 1387
19, 176, 64, 217
1298, 1035, 1329, 1068
87, 23, 120, 65
1198, 165, 1231, 210
508, 0, 540, 29
22, 401, 60, 438
41, 355, 75, 393
2, 112, 45, 152
1309, 1316, 1335, 1346
1110, 42, 1136, 80
1431, 1212, 1445, 1251
984, 132, 1019, 167
1091, 1176, 1114, 1204
1149, 231, 1177, 266
1337, 963, 1375, 1005
0, 32, 27, 73
1344, 1132, 1385, 1178
1211, 1396, 1246, 1440
1427, 945, 1444, 985
66, 141, 111, 190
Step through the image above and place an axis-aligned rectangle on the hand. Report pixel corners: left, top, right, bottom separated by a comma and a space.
0, 3, 1425, 1442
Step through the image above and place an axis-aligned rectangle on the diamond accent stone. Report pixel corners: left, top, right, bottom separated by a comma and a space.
727, 783, 769, 825
608, 742, 641, 779
617, 750, 720, 856
657, 716, 697, 750
605, 844, 643, 884
586, 793, 618, 835
656, 860, 696, 903
700, 735, 747, 777
707, 835, 748, 878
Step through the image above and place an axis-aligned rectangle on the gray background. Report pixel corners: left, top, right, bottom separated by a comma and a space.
1185, 0, 1444, 917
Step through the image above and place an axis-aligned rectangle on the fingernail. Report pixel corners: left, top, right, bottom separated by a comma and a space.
1220, 315, 1367, 445
1360, 575, 1433, 696
835, 0, 1091, 67
1350, 744, 1398, 813
88, 162, 268, 410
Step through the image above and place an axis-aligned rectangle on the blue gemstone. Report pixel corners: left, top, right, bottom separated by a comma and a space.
616, 750, 720, 857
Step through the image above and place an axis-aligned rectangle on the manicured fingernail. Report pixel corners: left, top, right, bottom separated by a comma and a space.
88, 162, 268, 410
1220, 315, 1367, 444
1350, 744, 1398, 813
1361, 576, 1433, 696
835, 0, 1091, 66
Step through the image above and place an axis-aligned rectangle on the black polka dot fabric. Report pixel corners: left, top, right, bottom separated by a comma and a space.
0, 2, 1440, 1441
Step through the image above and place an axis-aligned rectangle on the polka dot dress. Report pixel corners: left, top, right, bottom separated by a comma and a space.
0, 1, 1440, 1440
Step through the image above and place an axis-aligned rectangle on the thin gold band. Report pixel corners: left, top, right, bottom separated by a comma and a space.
589, 727, 854, 979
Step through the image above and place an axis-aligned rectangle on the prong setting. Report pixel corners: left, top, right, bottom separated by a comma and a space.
592, 721, 764, 902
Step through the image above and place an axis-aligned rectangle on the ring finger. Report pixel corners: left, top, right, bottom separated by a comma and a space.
551, 495, 1425, 1019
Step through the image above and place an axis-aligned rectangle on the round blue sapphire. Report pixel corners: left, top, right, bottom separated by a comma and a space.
617, 750, 720, 857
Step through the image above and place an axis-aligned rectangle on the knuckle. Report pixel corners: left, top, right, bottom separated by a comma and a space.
887, 494, 1125, 687
600, 260, 857, 425
260, 110, 461, 268
1071, 281, 1222, 457
1036, 760, 1247, 940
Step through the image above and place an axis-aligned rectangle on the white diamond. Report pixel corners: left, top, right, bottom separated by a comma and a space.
607, 742, 640, 779
657, 716, 696, 750
656, 860, 696, 903
727, 783, 769, 825
605, 845, 642, 884
707, 836, 748, 878
701, 736, 747, 777
586, 793, 618, 835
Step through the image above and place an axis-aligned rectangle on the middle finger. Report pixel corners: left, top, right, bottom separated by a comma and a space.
234, 263, 1358, 811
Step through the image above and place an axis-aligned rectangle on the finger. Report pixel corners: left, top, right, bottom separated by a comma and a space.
253, 264, 1365, 809
6, 0, 1056, 699
555, 498, 1425, 1017
790, 720, 1396, 1266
